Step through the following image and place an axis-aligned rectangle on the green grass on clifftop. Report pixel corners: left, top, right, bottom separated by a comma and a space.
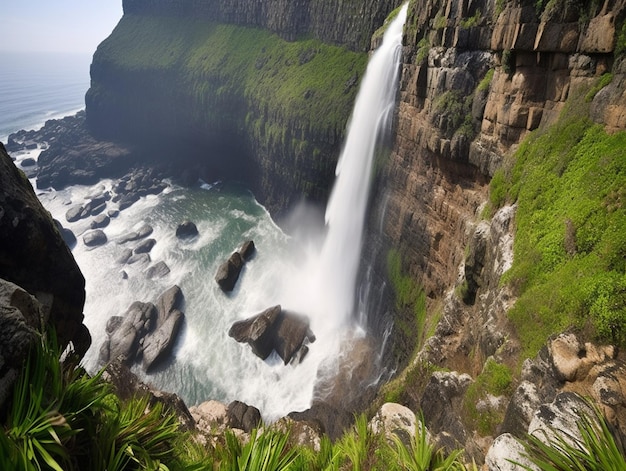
95, 15, 367, 141
492, 92, 626, 359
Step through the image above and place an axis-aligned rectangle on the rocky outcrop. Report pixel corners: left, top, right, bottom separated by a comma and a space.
99, 285, 185, 372
378, 0, 626, 360
0, 143, 88, 354
122, 0, 400, 52
175, 221, 198, 239
215, 240, 256, 292
228, 305, 315, 364
0, 279, 43, 410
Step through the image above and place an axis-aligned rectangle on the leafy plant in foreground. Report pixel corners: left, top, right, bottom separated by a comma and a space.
388, 416, 468, 471
517, 401, 626, 470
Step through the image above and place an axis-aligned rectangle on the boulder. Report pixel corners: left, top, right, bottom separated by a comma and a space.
147, 261, 170, 279
117, 248, 133, 264
369, 403, 420, 446
117, 224, 153, 244
0, 144, 88, 355
239, 240, 256, 261
176, 221, 198, 239
66, 204, 88, 223
90, 213, 110, 229
21, 157, 36, 167
99, 286, 185, 372
127, 253, 151, 265
485, 433, 538, 471
0, 279, 42, 410
190, 400, 229, 434
420, 371, 473, 447
142, 309, 183, 371
227, 400, 262, 432
228, 305, 315, 364
83, 229, 108, 247
215, 252, 244, 292
134, 238, 156, 254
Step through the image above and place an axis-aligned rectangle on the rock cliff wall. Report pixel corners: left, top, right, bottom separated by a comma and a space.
86, 0, 401, 215
123, 0, 397, 51
372, 0, 626, 460
379, 0, 626, 352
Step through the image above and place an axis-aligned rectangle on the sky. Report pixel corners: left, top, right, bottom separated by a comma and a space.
1, 1, 123, 54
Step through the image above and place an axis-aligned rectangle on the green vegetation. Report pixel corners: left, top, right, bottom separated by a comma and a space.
95, 16, 366, 144
486, 93, 626, 359
518, 399, 626, 470
502, 49, 514, 75
387, 249, 428, 356
416, 38, 430, 64
462, 358, 513, 435
476, 69, 494, 93
5, 334, 625, 469
433, 91, 474, 139
585, 73, 613, 102
616, 21, 626, 57
1, 332, 193, 470
0, 332, 478, 470
460, 10, 482, 29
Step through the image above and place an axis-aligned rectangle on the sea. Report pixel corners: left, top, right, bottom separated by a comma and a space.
0, 7, 407, 421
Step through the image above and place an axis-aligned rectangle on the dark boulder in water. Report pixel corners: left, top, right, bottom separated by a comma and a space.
215, 252, 244, 292
134, 238, 156, 254
99, 285, 185, 372
147, 261, 170, 279
117, 248, 133, 264
127, 253, 151, 266
228, 305, 315, 365
66, 204, 89, 223
176, 221, 198, 239
83, 229, 107, 247
90, 213, 110, 229
240, 240, 256, 261
117, 224, 153, 244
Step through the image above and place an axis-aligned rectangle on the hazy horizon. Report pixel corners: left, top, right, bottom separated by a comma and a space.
2, 1, 123, 55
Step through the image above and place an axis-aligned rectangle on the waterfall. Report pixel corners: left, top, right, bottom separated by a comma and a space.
312, 3, 408, 330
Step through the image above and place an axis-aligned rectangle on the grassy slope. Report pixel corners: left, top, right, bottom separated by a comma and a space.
93, 15, 367, 148
494, 90, 626, 360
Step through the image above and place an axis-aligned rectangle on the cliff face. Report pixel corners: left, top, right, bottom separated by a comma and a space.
123, 0, 396, 52
373, 0, 626, 458
380, 0, 626, 348
0, 143, 90, 411
86, 0, 401, 215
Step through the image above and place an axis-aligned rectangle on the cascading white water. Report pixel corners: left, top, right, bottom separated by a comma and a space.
302, 3, 408, 331
36, 3, 408, 420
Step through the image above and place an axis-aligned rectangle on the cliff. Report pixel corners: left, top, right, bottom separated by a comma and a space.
372, 0, 626, 460
85, 0, 401, 215
0, 143, 89, 413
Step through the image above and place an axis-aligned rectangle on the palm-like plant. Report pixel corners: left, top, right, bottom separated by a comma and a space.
388, 416, 468, 471
217, 427, 298, 471
518, 402, 626, 471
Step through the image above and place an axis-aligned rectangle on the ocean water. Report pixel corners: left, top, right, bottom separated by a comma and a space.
1, 9, 407, 419
0, 51, 91, 142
